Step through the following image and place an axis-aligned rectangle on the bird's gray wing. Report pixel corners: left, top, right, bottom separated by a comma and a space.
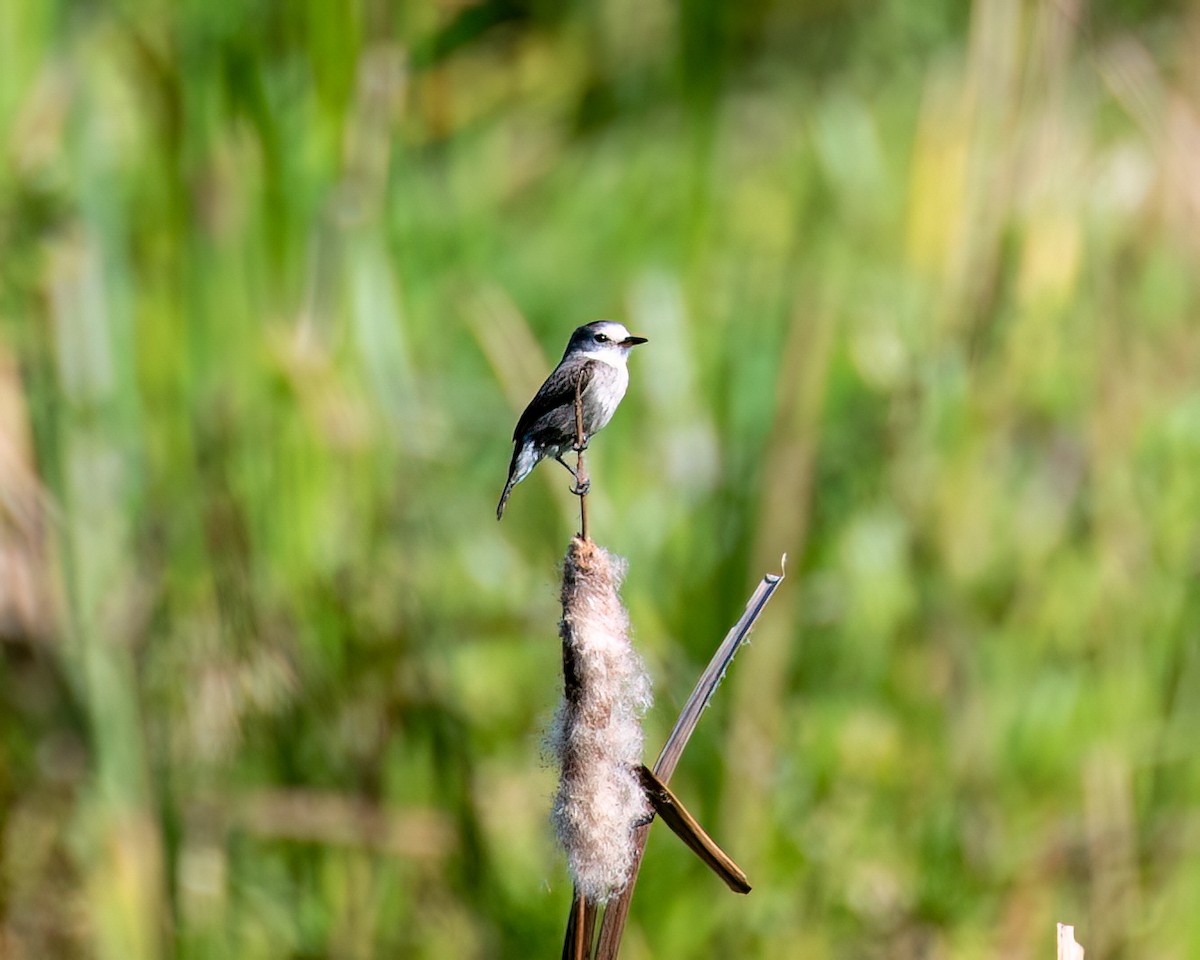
512, 359, 597, 442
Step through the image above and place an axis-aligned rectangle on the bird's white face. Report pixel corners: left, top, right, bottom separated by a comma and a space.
570, 321, 649, 365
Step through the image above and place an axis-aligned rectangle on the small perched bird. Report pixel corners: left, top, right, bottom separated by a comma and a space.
497, 321, 648, 519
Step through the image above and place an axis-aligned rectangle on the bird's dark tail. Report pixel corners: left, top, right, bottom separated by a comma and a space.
496, 478, 515, 520
497, 445, 521, 520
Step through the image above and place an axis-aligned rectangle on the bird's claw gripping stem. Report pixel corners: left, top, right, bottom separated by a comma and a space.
571, 479, 591, 496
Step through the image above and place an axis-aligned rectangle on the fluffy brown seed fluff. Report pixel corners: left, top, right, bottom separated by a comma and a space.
547, 537, 652, 903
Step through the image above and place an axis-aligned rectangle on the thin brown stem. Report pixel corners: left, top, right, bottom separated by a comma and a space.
573, 375, 589, 541
563, 891, 597, 960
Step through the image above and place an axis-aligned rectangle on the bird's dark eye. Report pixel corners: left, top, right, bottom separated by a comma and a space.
595, 333, 610, 343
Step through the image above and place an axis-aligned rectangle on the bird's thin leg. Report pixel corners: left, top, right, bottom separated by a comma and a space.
555, 453, 590, 496
553, 454, 579, 479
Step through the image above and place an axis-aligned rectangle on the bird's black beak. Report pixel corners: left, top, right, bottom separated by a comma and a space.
621, 336, 649, 347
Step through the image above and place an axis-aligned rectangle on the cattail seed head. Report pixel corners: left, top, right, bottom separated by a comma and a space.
547, 537, 652, 903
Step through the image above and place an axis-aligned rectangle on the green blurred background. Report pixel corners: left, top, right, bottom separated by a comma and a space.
2, 0, 1199, 957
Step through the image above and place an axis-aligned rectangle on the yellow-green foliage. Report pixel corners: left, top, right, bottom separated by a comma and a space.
1, 1, 1197, 957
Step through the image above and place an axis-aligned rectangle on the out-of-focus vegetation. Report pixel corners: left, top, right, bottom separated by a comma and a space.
2, 0, 1199, 957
